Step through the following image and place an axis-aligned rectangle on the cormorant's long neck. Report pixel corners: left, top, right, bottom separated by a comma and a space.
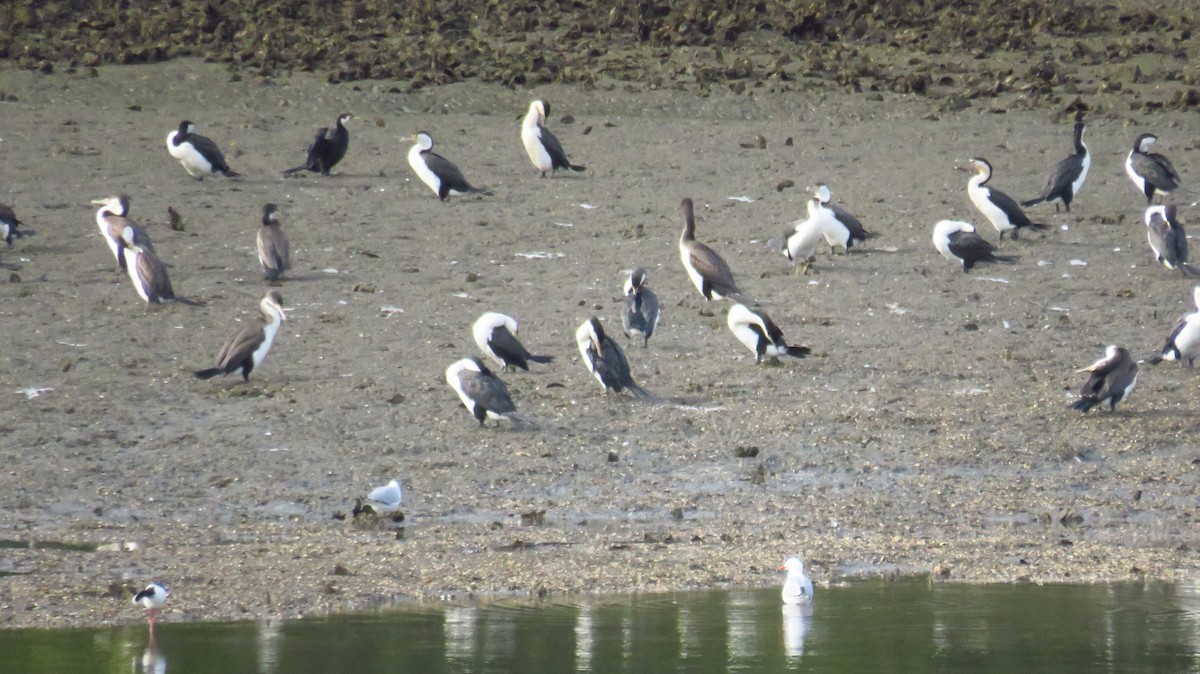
1073, 123, 1086, 155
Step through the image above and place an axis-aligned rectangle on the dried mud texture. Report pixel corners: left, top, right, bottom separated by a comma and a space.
0, 17, 1198, 630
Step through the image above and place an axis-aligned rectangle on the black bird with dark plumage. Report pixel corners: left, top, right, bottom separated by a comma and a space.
283, 113, 352, 176
1125, 133, 1180, 203
1022, 111, 1091, 213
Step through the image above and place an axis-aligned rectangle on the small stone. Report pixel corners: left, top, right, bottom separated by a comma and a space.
607, 451, 619, 463
465, 272, 478, 283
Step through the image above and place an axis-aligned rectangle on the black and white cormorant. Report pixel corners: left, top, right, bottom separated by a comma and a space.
91, 195, 154, 271
445, 356, 530, 427
679, 197, 751, 302
1070, 345, 1138, 413
256, 203, 292, 282
521, 100, 586, 178
1150, 286, 1200, 367
1144, 204, 1199, 276
727, 303, 810, 364
932, 220, 1017, 273
1021, 112, 1091, 213
406, 132, 492, 201
0, 203, 25, 247
283, 113, 352, 176
962, 158, 1048, 240
195, 290, 286, 381
472, 312, 553, 371
1125, 133, 1180, 204
576, 317, 661, 403
810, 184, 875, 253
125, 243, 199, 305
622, 268, 661, 347
166, 120, 241, 179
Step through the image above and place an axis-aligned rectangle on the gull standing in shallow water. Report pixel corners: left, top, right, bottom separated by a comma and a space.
166, 120, 240, 179
576, 317, 662, 403
961, 157, 1048, 240
521, 100, 585, 178
727, 304, 810, 364
445, 356, 529, 427
1125, 133, 1180, 204
932, 220, 1016, 273
1070, 345, 1138, 413
780, 557, 813, 605
133, 582, 169, 632
406, 132, 492, 201
1022, 111, 1091, 213
194, 290, 286, 381
679, 197, 751, 303
472, 312, 552, 371
1150, 286, 1200, 367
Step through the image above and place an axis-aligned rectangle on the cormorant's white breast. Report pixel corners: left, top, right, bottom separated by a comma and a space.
166, 120, 240, 179
521, 100, 586, 178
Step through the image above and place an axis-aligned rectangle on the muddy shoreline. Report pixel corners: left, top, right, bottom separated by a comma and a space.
0, 45, 1198, 630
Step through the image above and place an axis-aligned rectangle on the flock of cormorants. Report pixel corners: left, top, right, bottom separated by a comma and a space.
0, 90, 1193, 630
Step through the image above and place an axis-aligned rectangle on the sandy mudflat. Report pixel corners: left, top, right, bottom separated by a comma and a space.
0, 54, 1197, 629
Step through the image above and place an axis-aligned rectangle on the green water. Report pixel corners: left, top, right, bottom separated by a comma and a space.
2, 581, 1197, 673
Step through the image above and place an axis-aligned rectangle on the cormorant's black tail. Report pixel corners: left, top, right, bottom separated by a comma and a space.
171, 296, 203, 307
221, 167, 243, 178
1022, 222, 1050, 231
1149, 355, 1165, 365
786, 345, 811, 359
194, 367, 224, 380
527, 354, 553, 364
1069, 396, 1098, 413
1179, 262, 1200, 278
1020, 196, 1045, 208
282, 164, 312, 176
568, 163, 586, 172
626, 383, 664, 405
992, 254, 1018, 264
